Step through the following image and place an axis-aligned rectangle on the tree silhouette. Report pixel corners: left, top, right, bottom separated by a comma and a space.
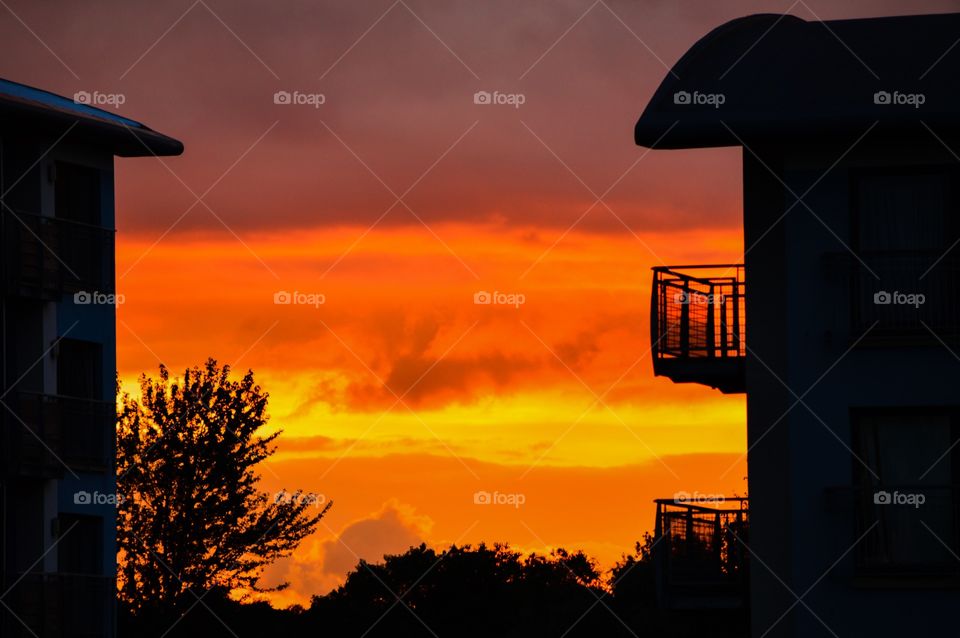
609, 533, 658, 608
306, 542, 629, 637
117, 536, 748, 638
116, 359, 330, 620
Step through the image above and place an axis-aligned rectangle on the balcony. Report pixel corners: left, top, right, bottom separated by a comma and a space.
2, 392, 113, 477
652, 497, 749, 610
1, 572, 113, 638
2, 209, 115, 300
650, 265, 745, 393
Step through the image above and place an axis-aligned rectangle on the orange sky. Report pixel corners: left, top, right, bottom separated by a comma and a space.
4, 0, 952, 609
115, 223, 748, 606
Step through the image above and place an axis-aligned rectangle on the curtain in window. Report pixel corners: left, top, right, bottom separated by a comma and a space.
855, 172, 957, 332
857, 412, 956, 568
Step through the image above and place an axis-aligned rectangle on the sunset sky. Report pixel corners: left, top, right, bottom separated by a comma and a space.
3, 0, 954, 607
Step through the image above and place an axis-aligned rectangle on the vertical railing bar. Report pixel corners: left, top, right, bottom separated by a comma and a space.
680, 278, 690, 357
706, 282, 716, 357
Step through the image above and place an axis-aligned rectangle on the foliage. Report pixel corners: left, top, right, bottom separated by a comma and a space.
116, 359, 329, 619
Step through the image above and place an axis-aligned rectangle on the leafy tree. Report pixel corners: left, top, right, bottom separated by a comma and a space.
307, 543, 627, 638
117, 359, 329, 619
609, 533, 659, 609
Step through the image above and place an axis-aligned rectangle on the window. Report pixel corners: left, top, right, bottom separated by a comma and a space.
57, 338, 103, 400
853, 409, 960, 574
57, 514, 103, 574
54, 161, 101, 225
56, 338, 110, 469
852, 167, 960, 339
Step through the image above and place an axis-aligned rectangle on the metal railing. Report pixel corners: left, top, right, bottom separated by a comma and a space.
652, 497, 749, 608
651, 265, 745, 360
1, 572, 113, 638
2, 209, 115, 299
2, 392, 113, 476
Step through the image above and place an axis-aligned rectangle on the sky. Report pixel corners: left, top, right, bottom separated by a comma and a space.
4, 0, 958, 607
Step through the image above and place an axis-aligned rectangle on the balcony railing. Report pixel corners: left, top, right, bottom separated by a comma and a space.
652, 497, 749, 609
2, 209, 115, 299
651, 265, 745, 393
1, 572, 113, 638
2, 392, 113, 477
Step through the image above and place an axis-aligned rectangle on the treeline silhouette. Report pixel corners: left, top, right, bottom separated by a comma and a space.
119, 538, 747, 638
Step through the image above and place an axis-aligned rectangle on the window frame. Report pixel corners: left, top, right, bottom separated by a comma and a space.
850, 406, 960, 578
848, 165, 960, 344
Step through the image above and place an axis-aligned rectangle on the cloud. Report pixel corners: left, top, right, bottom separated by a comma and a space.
259, 499, 432, 608
320, 500, 433, 578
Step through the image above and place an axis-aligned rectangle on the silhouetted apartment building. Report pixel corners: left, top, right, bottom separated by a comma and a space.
0, 80, 181, 637
636, 12, 960, 638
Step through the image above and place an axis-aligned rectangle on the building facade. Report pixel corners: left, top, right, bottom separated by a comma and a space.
0, 79, 181, 637
637, 13, 960, 638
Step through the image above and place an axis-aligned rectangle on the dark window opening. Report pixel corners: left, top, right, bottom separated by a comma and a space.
56, 338, 103, 400
852, 167, 960, 339
54, 161, 101, 226
853, 408, 960, 574
57, 514, 103, 575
